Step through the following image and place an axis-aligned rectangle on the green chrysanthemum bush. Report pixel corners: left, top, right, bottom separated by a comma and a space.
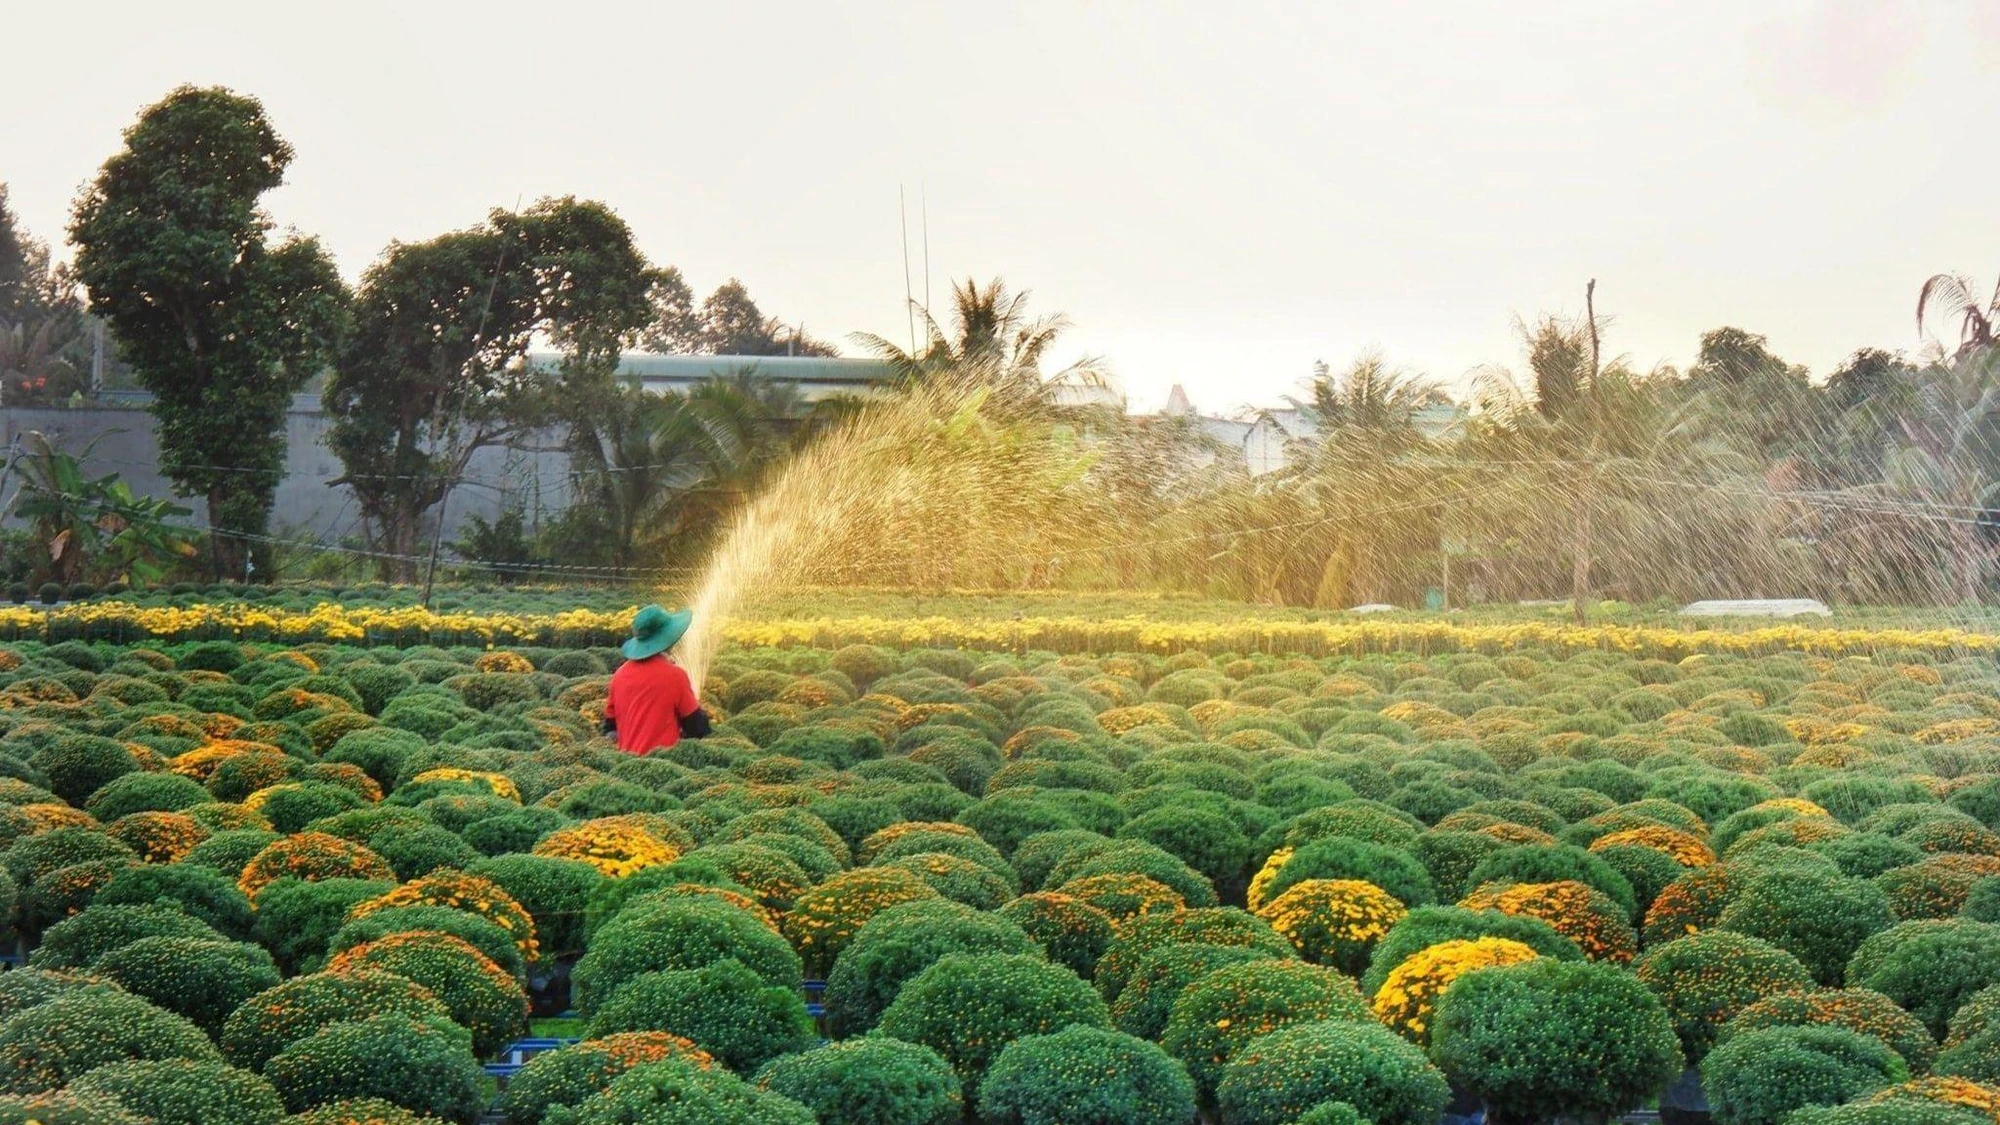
1718, 988, 1937, 1077
877, 952, 1111, 1100
323, 930, 529, 1056
1430, 958, 1682, 1125
1093, 907, 1295, 1005
1214, 1017, 1450, 1125
754, 1038, 961, 1125
1845, 918, 2000, 1038
1159, 959, 1371, 1103
585, 958, 815, 1074
1701, 1025, 1908, 1125
571, 896, 799, 1014
1112, 941, 1276, 1040
0, 1091, 149, 1125
782, 866, 941, 975
995, 891, 1117, 978
1360, 905, 1582, 997
90, 936, 282, 1036
823, 898, 1036, 1038
1714, 868, 1896, 985
0, 990, 220, 1094
250, 877, 397, 974
977, 1026, 1196, 1125
262, 1014, 485, 1124
219, 970, 453, 1073
499, 1032, 717, 1125
93, 862, 255, 939
65, 1059, 284, 1125
541, 1057, 814, 1125
1633, 929, 1816, 1063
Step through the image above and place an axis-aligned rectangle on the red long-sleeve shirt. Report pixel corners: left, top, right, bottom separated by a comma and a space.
603, 656, 700, 754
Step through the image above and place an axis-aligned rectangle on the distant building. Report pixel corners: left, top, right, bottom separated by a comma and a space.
1152, 384, 1464, 476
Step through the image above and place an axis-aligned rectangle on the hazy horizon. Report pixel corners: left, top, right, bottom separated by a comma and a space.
6, 0, 1997, 413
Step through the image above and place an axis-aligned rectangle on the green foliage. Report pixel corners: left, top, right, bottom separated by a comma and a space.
1717, 869, 1896, 985
91, 936, 280, 1035
1112, 942, 1273, 1040
1161, 959, 1371, 1101
977, 1026, 1196, 1125
467, 854, 603, 957
585, 958, 815, 1074
1265, 835, 1435, 908
1702, 1025, 1906, 1125
263, 1014, 484, 1123
824, 898, 1036, 1038
1634, 930, 1817, 1062
329, 931, 528, 1056
877, 952, 1111, 1099
1465, 842, 1638, 918
30, 903, 223, 970
1431, 958, 1681, 1124
0, 990, 220, 1094
543, 1057, 814, 1125
68, 85, 349, 576
573, 896, 800, 1014
249, 876, 395, 974
754, 1039, 961, 1125
94, 863, 254, 939
1360, 905, 1581, 996
1847, 918, 2000, 1038
1214, 1018, 1450, 1125
220, 969, 453, 1074
995, 891, 1116, 978
67, 1059, 283, 1125
328, 905, 526, 983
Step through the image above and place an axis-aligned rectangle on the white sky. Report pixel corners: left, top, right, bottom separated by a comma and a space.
6, 0, 1998, 413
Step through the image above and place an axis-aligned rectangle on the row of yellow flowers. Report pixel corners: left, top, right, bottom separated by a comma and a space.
3, 601, 1997, 658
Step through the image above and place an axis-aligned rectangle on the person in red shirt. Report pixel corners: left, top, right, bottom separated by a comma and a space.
601, 605, 712, 754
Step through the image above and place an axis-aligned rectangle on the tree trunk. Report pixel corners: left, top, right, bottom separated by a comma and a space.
207, 487, 248, 582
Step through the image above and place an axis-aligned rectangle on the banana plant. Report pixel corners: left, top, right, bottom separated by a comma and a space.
1, 431, 197, 586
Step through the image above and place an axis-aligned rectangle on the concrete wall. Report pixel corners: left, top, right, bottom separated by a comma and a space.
3, 397, 571, 544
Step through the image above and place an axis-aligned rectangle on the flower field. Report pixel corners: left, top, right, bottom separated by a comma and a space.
2, 623, 2000, 1123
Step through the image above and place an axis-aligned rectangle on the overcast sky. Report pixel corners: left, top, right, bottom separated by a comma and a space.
6, 0, 1997, 412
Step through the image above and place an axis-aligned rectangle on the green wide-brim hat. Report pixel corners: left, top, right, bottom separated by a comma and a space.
623, 605, 693, 661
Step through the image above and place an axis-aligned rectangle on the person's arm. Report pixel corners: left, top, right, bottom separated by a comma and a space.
600, 680, 618, 738
674, 664, 710, 739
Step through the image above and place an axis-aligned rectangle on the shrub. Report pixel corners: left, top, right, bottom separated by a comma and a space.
94, 863, 254, 939
1253, 878, 1407, 975
1371, 936, 1542, 1045
1712, 868, 1895, 985
84, 771, 210, 821
0, 990, 219, 1094
977, 1026, 1195, 1125
250, 877, 396, 973
1214, 1017, 1450, 1125
540, 1057, 814, 1125
783, 866, 941, 975
532, 819, 679, 878
995, 891, 1116, 978
220, 969, 453, 1074
1115, 807, 1249, 891
92, 937, 281, 1035
585, 959, 815, 1074
824, 898, 1036, 1037
1784, 1101, 1989, 1125
877, 953, 1110, 1100
1264, 836, 1436, 908
573, 896, 800, 1013
1465, 842, 1639, 919
329, 906, 526, 983
1432, 958, 1681, 1124
1160, 958, 1370, 1101
498, 1032, 714, 1125
1634, 930, 1817, 1062
1094, 907, 1295, 1004
1702, 1025, 1907, 1125
30, 735, 138, 805
263, 1014, 484, 1123
29, 903, 223, 969
1114, 942, 1275, 1040
362, 824, 479, 880
1847, 919, 2000, 1038
755, 1038, 961, 1125
237, 833, 395, 900
1937, 1031, 2000, 1084
66, 1059, 283, 1125
1458, 879, 1639, 963
1720, 988, 1938, 1076
463, 807, 570, 857
1360, 904, 1582, 996
325, 931, 528, 1056
466, 854, 603, 958
179, 829, 280, 879
4, 827, 136, 886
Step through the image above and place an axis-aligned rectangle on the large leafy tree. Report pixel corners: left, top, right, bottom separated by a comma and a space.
68, 86, 350, 580
325, 196, 656, 580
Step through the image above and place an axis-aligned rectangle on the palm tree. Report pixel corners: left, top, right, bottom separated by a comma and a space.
854, 278, 1106, 419
1918, 272, 1999, 359
1296, 351, 1449, 435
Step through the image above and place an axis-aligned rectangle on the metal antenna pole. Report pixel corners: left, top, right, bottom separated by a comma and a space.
900, 185, 916, 355
921, 180, 931, 313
